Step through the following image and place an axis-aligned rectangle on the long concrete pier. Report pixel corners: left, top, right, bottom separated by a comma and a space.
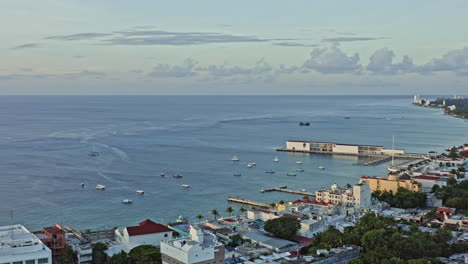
263, 188, 316, 197
227, 197, 271, 208
352, 156, 392, 166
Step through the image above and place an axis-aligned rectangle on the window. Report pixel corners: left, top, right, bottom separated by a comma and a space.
38, 259, 49, 264
26, 261, 35, 264
164, 233, 168, 237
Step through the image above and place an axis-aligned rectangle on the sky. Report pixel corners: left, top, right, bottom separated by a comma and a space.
1, 0, 468, 95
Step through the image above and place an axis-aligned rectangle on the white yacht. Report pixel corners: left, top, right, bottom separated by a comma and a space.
160, 172, 165, 177
136, 190, 144, 195
318, 166, 325, 170
296, 161, 303, 164
181, 184, 190, 188
273, 157, 279, 162
247, 163, 254, 168
121, 199, 132, 204
300, 189, 306, 192
96, 184, 105, 190
388, 136, 399, 173
296, 168, 304, 172
232, 156, 240, 161
287, 173, 297, 176
234, 172, 241, 176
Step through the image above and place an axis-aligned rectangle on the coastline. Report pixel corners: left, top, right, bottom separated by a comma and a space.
413, 103, 468, 120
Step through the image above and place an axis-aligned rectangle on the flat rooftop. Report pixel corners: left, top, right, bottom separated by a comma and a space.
0, 224, 49, 255
287, 140, 383, 148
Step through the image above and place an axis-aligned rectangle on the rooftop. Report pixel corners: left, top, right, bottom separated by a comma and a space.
243, 231, 297, 250
0, 224, 50, 255
126, 219, 172, 236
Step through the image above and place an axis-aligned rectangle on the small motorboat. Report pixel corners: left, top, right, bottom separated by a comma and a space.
278, 185, 287, 189
136, 190, 144, 195
299, 122, 310, 126
160, 172, 165, 177
247, 163, 254, 168
385, 117, 392, 120
296, 168, 304, 172
234, 172, 241, 176
121, 199, 132, 204
232, 156, 240, 161
273, 157, 279, 162
318, 166, 325, 170
260, 189, 265, 193
300, 189, 306, 192
296, 161, 303, 164
287, 173, 297, 176
181, 184, 190, 188
173, 174, 183, 178
96, 184, 105, 190
345, 117, 351, 120
266, 170, 275, 174
88, 151, 99, 157
80, 183, 85, 188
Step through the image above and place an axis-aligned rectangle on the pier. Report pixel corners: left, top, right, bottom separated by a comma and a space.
352, 156, 392, 166
227, 197, 271, 208
262, 187, 316, 197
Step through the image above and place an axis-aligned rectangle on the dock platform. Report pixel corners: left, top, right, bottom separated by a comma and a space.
352, 156, 392, 166
262, 187, 316, 197
227, 197, 271, 208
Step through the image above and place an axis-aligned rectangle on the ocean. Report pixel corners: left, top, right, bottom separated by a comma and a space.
0, 95, 466, 231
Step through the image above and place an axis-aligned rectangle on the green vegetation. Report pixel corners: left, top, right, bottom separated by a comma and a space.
227, 234, 244, 247
225, 206, 234, 216
92, 243, 108, 264
303, 213, 463, 264
264, 216, 300, 240
98, 245, 162, 264
372, 187, 426, 209
210, 209, 220, 219
433, 180, 468, 210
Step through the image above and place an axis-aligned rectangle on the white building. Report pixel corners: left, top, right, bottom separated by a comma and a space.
0, 224, 52, 264
315, 183, 371, 209
246, 209, 279, 221
284, 140, 404, 156
115, 219, 173, 252
161, 225, 225, 264
412, 175, 447, 193
73, 244, 92, 264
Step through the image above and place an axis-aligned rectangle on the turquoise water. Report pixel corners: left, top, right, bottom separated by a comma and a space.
0, 95, 466, 230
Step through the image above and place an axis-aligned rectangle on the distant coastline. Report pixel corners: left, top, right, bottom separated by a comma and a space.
413, 95, 468, 120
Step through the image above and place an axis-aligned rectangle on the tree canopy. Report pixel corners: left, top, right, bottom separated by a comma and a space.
264, 217, 300, 240
372, 187, 426, 209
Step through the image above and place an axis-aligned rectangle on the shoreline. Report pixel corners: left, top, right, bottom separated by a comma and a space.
413, 103, 468, 120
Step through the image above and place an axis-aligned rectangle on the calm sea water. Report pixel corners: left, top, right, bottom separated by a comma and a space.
0, 95, 467, 230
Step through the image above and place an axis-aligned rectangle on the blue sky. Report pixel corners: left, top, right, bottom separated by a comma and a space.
1, 0, 468, 95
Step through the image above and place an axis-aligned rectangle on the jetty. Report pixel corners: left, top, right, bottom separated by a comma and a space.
227, 197, 271, 208
262, 187, 316, 197
352, 156, 392, 166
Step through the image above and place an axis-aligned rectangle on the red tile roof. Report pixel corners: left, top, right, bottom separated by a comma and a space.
413, 175, 441, 180
43, 226, 64, 235
437, 207, 454, 214
223, 218, 236, 223
126, 219, 172, 236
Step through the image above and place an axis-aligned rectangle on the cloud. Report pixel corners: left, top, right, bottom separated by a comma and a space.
367, 48, 415, 75
198, 59, 274, 78
46, 33, 112, 40
418, 47, 468, 76
302, 46, 362, 74
0, 74, 54, 80
148, 58, 198, 78
273, 42, 319, 47
64, 70, 107, 79
322, 37, 385, 43
103, 30, 288, 46
12, 43, 40, 50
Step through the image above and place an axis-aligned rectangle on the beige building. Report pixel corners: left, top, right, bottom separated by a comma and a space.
359, 174, 421, 193
284, 140, 404, 156
315, 183, 371, 208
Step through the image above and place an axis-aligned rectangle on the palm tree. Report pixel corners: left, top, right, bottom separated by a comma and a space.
239, 207, 247, 214
210, 209, 220, 219
279, 200, 285, 205
270, 202, 276, 208
225, 207, 234, 216
196, 214, 204, 222
345, 183, 352, 189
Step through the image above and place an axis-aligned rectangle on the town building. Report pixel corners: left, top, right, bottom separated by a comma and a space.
412, 175, 447, 192
161, 225, 225, 264
359, 174, 422, 193
246, 209, 279, 221
115, 219, 174, 252
73, 244, 92, 264
242, 230, 297, 253
314, 183, 371, 209
33, 225, 66, 261
0, 224, 52, 264
283, 140, 404, 156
